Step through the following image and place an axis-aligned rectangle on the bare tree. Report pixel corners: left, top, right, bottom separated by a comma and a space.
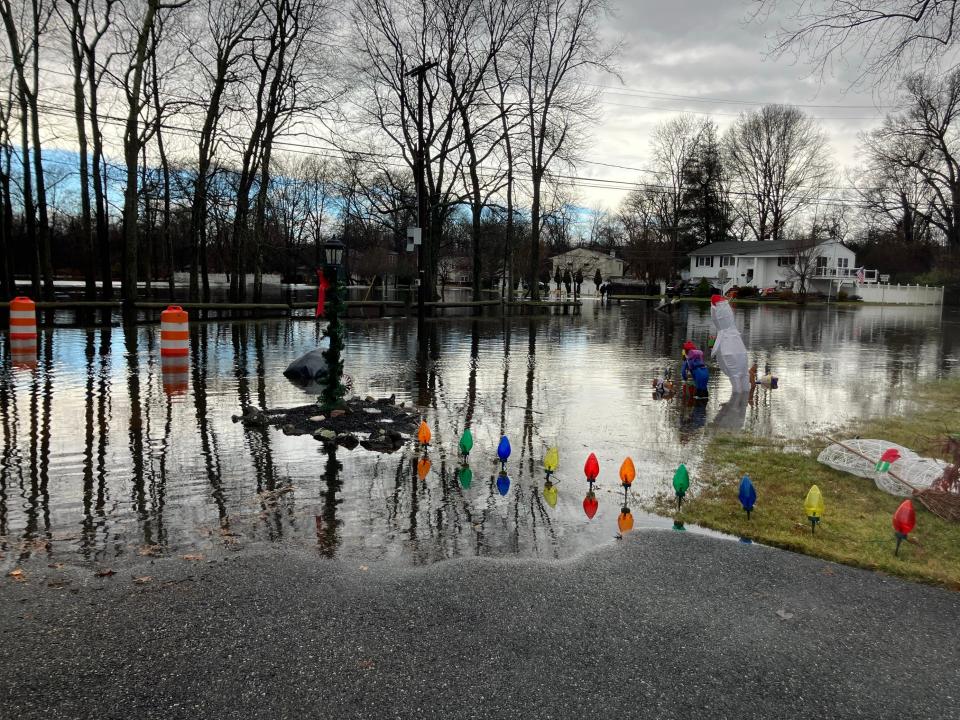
724, 104, 832, 243
648, 113, 706, 259
782, 226, 822, 299
1, 0, 54, 297
519, 0, 614, 300
184, 0, 263, 301
861, 71, 960, 247
0, 72, 13, 299
117, 0, 188, 306
757, 0, 960, 85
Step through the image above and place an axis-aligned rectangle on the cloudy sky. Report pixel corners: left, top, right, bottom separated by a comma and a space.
576, 0, 892, 210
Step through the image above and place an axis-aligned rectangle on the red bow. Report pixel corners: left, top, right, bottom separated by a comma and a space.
316, 270, 330, 318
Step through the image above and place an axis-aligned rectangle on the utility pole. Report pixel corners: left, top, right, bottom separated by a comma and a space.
406, 59, 438, 323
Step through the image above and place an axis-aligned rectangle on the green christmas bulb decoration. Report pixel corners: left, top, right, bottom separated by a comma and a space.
673, 464, 690, 509
459, 428, 474, 457
458, 465, 473, 490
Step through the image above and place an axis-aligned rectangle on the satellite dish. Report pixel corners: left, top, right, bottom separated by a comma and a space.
718, 268, 729, 282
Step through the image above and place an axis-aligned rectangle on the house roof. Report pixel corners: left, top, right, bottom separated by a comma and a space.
688, 240, 794, 257
550, 247, 621, 261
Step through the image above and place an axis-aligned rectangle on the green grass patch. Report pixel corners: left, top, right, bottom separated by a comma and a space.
660, 380, 960, 589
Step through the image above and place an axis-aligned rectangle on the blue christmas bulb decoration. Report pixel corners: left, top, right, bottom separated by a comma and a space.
496, 471, 511, 496
738, 475, 757, 519
497, 436, 512, 464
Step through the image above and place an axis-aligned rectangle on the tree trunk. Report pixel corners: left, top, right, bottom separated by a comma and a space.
87, 51, 111, 299
529, 171, 542, 301
121, 1, 160, 308
69, 4, 97, 300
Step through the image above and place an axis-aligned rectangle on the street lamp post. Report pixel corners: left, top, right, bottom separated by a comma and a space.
406, 59, 438, 323
320, 237, 347, 411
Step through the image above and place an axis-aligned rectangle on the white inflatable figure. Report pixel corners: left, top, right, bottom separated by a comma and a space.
709, 295, 750, 393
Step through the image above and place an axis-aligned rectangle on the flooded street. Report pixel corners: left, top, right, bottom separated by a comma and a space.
1, 301, 957, 568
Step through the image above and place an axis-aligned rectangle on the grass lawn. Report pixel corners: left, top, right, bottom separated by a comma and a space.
658, 380, 960, 589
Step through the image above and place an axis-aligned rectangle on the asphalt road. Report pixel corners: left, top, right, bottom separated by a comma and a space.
2, 532, 958, 719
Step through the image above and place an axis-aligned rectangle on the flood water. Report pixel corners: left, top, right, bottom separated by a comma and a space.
1, 300, 957, 569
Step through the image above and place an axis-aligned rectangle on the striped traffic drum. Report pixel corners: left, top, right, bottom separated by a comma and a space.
9, 296, 37, 368
160, 305, 189, 357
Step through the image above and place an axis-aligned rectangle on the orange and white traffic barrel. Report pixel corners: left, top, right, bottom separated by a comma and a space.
9, 296, 37, 367
160, 305, 189, 357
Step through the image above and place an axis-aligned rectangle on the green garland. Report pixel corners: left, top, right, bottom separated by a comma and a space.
320, 273, 348, 412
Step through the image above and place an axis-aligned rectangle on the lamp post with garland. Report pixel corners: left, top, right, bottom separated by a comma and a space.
320, 237, 348, 411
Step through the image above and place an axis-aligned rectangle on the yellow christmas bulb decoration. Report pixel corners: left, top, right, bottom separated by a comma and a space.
543, 481, 558, 508
417, 456, 431, 480
417, 421, 431, 445
804, 485, 824, 519
619, 457, 636, 486
543, 447, 559, 473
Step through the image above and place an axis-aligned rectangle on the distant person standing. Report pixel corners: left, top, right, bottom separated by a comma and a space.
554, 267, 562, 297
574, 269, 583, 297
562, 268, 572, 296
594, 268, 602, 295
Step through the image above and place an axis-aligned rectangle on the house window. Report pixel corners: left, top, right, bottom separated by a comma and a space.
720, 255, 735, 267
695, 256, 714, 268
777, 256, 795, 266
837, 257, 849, 269
816, 257, 828, 268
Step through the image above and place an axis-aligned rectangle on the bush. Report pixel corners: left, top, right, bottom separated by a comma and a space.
694, 278, 712, 297
838, 290, 849, 301
776, 289, 797, 302
736, 285, 758, 298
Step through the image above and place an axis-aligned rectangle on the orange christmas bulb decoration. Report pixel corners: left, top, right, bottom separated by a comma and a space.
417, 456, 431, 480
417, 421, 431, 445
617, 508, 634, 533
619, 457, 636, 486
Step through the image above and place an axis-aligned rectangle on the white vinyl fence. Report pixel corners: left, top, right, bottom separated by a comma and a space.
856, 283, 944, 305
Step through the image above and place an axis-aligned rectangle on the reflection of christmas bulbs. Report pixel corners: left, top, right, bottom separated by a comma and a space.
417, 421, 431, 445
583, 491, 598, 519
619, 457, 636, 486
496, 472, 511, 496
543, 447, 559, 474
459, 428, 474, 456
543, 480, 558, 508
617, 507, 634, 533
417, 456, 431, 480
804, 485, 824, 534
458, 465, 473, 490
584, 453, 599, 482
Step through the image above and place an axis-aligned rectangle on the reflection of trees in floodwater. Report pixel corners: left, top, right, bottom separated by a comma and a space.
373, 319, 557, 564
0, 350, 21, 546
79, 327, 113, 559
316, 444, 342, 557
232, 324, 296, 540
22, 331, 53, 561
191, 324, 228, 528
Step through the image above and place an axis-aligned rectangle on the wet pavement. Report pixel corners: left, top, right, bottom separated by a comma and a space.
2, 531, 957, 719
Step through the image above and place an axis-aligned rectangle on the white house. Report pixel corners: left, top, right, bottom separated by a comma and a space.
550, 248, 624, 282
687, 240, 877, 295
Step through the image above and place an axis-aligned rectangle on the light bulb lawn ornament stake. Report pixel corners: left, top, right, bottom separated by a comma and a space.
673, 464, 690, 510
542, 447, 560, 510
417, 421, 432, 446
892, 499, 916, 557
459, 428, 474, 458
497, 436, 511, 472
804, 485, 825, 535
738, 475, 757, 519
583, 452, 600, 520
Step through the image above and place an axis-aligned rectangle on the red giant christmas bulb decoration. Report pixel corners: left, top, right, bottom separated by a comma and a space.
584, 453, 600, 482
583, 492, 599, 520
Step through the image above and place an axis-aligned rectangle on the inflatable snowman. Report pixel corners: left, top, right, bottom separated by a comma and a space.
709, 295, 750, 394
